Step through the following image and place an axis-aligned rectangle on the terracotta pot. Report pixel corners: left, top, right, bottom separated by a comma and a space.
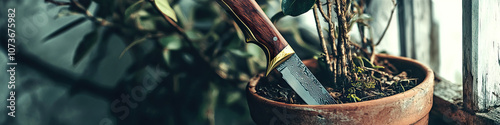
246, 54, 434, 125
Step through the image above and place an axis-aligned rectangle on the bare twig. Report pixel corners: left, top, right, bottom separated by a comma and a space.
375, 1, 398, 46
327, 0, 336, 55
325, 0, 338, 84
313, 4, 332, 72
350, 41, 370, 57
316, 0, 330, 21
70, 0, 113, 26
335, 0, 350, 86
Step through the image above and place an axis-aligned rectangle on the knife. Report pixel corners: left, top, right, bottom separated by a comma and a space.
216, 0, 336, 105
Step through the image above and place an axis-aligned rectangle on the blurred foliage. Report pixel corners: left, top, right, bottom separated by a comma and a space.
41, 0, 290, 124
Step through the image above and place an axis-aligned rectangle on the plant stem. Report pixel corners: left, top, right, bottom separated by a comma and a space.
46, 0, 113, 26
335, 0, 351, 87
316, 0, 330, 21
149, 1, 195, 50
313, 4, 332, 72
327, 0, 338, 84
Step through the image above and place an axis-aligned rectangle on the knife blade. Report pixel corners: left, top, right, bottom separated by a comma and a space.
216, 0, 336, 105
277, 54, 336, 105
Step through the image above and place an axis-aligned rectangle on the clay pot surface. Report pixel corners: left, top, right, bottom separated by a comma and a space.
247, 54, 434, 125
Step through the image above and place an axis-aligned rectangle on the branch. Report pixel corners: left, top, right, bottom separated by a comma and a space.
375, 1, 397, 46
350, 41, 370, 57
335, 0, 353, 88
370, 41, 376, 64
364, 67, 399, 80
71, 0, 113, 26
148, 1, 243, 84
314, 4, 333, 72
316, 0, 330, 21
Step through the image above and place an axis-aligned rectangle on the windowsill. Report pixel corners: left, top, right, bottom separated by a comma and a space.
431, 75, 500, 124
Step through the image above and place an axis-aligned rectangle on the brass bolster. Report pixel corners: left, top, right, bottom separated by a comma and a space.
266, 45, 295, 76
220, 0, 294, 76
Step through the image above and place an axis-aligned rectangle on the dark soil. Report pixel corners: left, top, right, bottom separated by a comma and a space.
256, 58, 419, 104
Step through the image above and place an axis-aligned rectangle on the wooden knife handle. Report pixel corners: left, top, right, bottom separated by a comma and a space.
216, 0, 295, 76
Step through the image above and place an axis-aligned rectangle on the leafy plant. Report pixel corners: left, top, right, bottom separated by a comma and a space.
267, 0, 419, 104
43, 0, 269, 124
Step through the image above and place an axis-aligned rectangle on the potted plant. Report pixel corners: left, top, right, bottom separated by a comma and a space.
216, 0, 435, 124
42, 0, 433, 124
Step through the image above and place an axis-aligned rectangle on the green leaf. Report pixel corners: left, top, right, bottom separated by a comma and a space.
93, 0, 116, 17
361, 57, 374, 68
281, 0, 315, 16
154, 0, 178, 22
160, 35, 182, 50
137, 15, 157, 31
73, 30, 99, 65
43, 17, 87, 42
92, 0, 113, 5
124, 0, 145, 19
120, 37, 147, 58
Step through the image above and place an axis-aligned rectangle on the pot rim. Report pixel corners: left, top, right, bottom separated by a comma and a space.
247, 54, 434, 108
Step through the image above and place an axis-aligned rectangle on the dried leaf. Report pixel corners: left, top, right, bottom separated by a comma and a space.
163, 48, 172, 66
